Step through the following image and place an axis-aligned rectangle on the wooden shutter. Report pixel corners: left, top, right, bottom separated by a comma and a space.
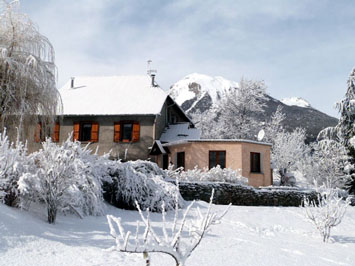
132, 121, 140, 142
90, 122, 99, 142
114, 122, 121, 142
52, 122, 60, 143
91, 122, 99, 142
73, 122, 80, 141
35, 123, 42, 143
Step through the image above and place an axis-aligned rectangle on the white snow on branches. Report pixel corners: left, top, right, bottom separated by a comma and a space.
0, 129, 31, 206
107, 189, 230, 266
108, 160, 183, 212
0, 1, 61, 139
18, 135, 109, 223
166, 165, 248, 185
303, 186, 350, 242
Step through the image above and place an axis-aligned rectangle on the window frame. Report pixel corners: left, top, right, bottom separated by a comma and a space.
114, 120, 140, 143
79, 122, 93, 142
209, 150, 226, 169
176, 152, 185, 170
250, 152, 261, 173
74, 121, 99, 143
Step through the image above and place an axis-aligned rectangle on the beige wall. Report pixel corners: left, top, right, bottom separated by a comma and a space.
27, 115, 156, 161
158, 141, 272, 187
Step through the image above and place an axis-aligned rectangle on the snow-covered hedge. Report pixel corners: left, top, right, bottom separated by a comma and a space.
104, 160, 183, 212
166, 165, 248, 185
0, 130, 32, 206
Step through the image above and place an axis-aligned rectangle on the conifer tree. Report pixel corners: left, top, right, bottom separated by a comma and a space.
336, 68, 355, 193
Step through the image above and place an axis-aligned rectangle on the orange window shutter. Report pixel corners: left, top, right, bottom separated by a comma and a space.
52, 122, 60, 142
132, 122, 140, 142
91, 122, 99, 142
35, 123, 41, 143
73, 122, 80, 141
114, 123, 121, 142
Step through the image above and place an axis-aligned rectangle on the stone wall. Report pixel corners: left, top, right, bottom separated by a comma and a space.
175, 181, 319, 207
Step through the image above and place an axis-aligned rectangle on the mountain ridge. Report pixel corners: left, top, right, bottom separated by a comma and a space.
169, 73, 338, 142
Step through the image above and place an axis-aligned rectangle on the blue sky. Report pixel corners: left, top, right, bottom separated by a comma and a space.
21, 0, 355, 117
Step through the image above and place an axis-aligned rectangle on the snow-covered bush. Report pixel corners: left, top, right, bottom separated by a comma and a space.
301, 139, 352, 189
105, 161, 183, 212
166, 166, 248, 185
0, 129, 31, 206
303, 185, 350, 242
107, 189, 230, 266
272, 128, 309, 186
18, 135, 110, 223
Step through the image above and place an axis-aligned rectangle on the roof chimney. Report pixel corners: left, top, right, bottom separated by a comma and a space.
151, 74, 156, 87
70, 77, 75, 89
147, 60, 157, 87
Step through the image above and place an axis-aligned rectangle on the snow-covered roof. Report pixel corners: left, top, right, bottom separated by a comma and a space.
59, 75, 168, 115
160, 123, 201, 143
162, 139, 272, 147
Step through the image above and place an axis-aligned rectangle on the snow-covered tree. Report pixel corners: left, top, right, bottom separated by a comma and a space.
272, 128, 308, 186
301, 139, 352, 189
190, 109, 220, 139
107, 189, 230, 266
18, 135, 108, 223
0, 1, 61, 140
218, 78, 267, 139
303, 185, 350, 242
335, 68, 355, 193
263, 105, 285, 143
105, 160, 183, 212
0, 129, 31, 206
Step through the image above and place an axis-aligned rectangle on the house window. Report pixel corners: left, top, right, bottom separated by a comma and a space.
73, 122, 99, 142
163, 154, 169, 170
209, 151, 226, 169
176, 152, 185, 169
114, 121, 140, 143
250, 152, 261, 173
35, 122, 60, 143
81, 123, 92, 141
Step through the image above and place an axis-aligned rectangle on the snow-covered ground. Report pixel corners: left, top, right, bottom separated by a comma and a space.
1, 202, 355, 266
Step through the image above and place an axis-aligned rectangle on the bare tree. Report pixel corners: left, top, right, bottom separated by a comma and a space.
303, 185, 350, 242
107, 189, 230, 266
0, 1, 61, 140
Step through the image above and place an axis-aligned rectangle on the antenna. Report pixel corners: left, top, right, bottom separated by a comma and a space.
147, 60, 157, 76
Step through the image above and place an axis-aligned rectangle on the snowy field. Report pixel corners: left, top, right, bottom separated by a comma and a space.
1, 202, 355, 266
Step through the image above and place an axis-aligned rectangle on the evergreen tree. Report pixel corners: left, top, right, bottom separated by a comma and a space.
336, 68, 355, 193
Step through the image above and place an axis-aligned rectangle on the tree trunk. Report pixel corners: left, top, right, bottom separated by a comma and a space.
47, 201, 57, 224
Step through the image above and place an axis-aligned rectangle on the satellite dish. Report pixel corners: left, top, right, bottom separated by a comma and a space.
257, 129, 265, 142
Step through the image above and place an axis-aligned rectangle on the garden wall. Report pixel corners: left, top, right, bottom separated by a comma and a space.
174, 181, 319, 207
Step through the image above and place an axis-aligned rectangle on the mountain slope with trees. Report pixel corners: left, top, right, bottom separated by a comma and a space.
169, 73, 338, 142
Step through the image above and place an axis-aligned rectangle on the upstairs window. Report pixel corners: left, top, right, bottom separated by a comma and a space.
35, 122, 60, 143
114, 121, 140, 143
73, 122, 99, 142
209, 151, 226, 169
250, 152, 261, 173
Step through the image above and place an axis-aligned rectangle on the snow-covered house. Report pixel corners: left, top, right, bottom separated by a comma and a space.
27, 73, 272, 187
29, 75, 196, 161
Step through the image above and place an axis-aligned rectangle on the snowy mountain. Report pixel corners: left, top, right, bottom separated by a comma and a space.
281, 97, 311, 108
170, 73, 238, 113
169, 73, 338, 142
